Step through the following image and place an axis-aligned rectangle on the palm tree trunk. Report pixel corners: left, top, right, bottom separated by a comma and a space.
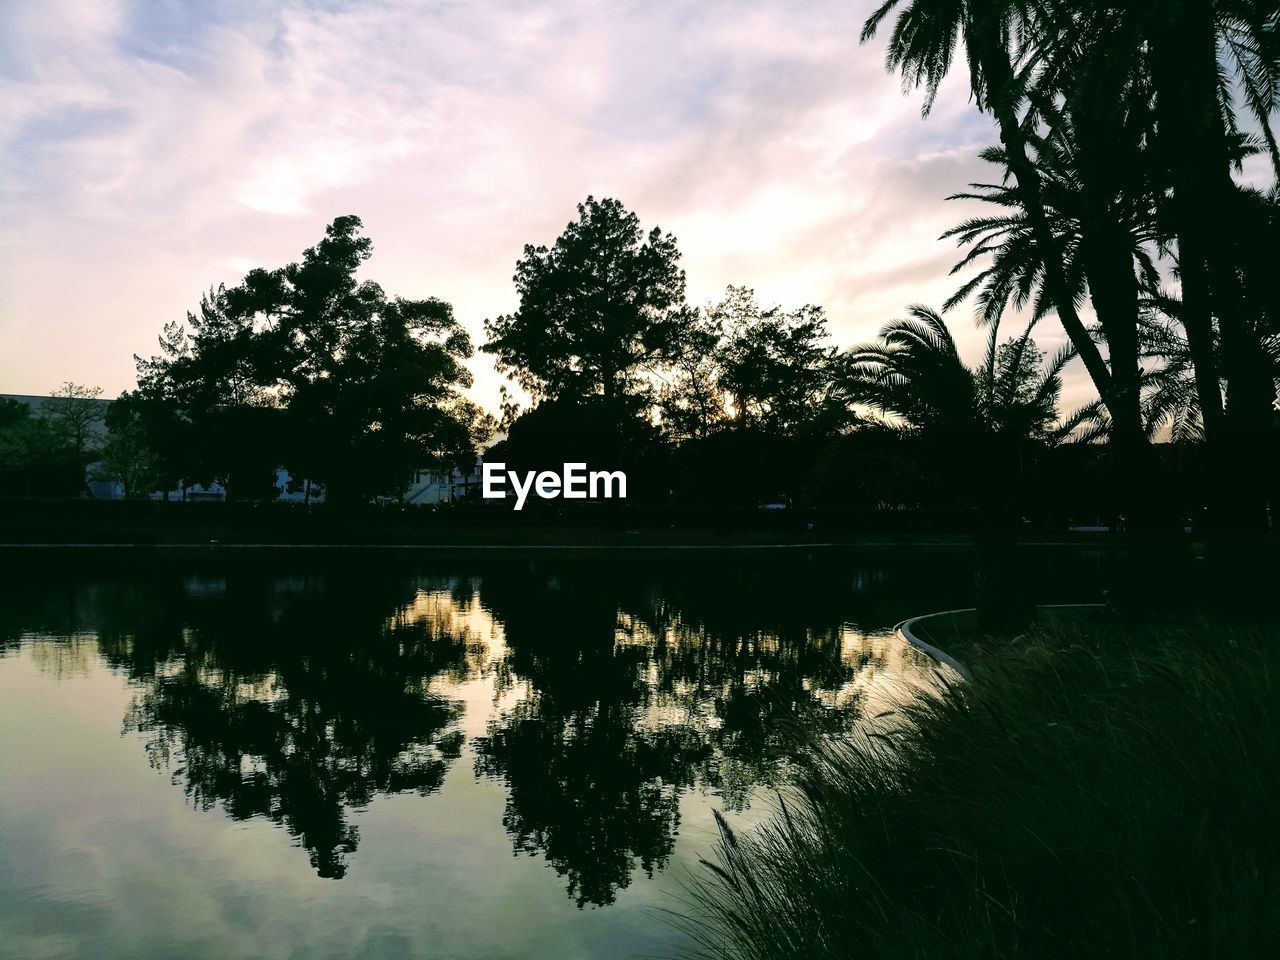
1079, 217, 1192, 604
1071, 86, 1153, 530
1150, 1, 1271, 534
1065, 40, 1161, 527
965, 29, 1120, 425
1149, 7, 1226, 440
1080, 226, 1151, 515
969, 24, 1176, 545
967, 14, 1197, 614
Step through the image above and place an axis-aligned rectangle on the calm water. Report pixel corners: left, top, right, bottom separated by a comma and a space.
0, 548, 1104, 960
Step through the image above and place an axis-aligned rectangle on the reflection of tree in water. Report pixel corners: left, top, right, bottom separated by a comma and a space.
0, 551, 971, 904
473, 567, 710, 906
472, 557, 876, 907
636, 562, 879, 809
7, 559, 482, 879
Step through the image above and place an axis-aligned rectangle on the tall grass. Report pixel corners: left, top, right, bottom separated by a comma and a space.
678, 620, 1280, 959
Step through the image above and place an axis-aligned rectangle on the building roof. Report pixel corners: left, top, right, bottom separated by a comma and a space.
1, 393, 113, 439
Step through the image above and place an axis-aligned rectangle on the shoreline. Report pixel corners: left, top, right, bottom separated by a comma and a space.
0, 537, 1150, 551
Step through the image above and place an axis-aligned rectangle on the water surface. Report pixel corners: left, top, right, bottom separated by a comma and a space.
0, 548, 1103, 959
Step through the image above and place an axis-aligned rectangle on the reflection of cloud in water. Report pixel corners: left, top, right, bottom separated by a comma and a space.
23, 632, 100, 680
841, 627, 953, 723
392, 582, 504, 661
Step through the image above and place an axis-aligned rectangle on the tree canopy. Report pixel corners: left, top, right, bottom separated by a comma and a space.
136, 216, 489, 501
482, 196, 691, 405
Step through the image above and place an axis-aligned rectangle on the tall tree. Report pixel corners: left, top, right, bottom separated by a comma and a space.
39, 382, 106, 497
862, 0, 1120, 426
135, 287, 278, 498
846, 305, 1076, 443
282, 291, 489, 501
942, 111, 1162, 521
865, 0, 1280, 532
1136, 0, 1280, 434
0, 398, 82, 497
136, 217, 488, 502
713, 287, 854, 437
482, 197, 691, 406
655, 313, 726, 441
97, 392, 161, 499
42, 382, 105, 464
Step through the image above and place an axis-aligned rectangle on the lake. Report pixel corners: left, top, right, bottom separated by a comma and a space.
0, 547, 1105, 959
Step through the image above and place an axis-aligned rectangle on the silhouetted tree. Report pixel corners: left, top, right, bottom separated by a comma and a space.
1135, 0, 1280, 450
482, 197, 692, 406
41, 382, 106, 461
714, 287, 855, 437
38, 382, 107, 496
97, 392, 160, 498
0, 397, 82, 497
136, 217, 488, 502
490, 394, 661, 501
655, 313, 727, 441
863, 0, 1280, 535
846, 306, 1077, 442
862, 1, 1119, 429
847, 306, 1083, 626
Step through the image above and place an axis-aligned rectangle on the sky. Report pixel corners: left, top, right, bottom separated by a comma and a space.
0, 0, 1095, 414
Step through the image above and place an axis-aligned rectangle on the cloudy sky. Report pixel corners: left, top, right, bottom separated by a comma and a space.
0, 0, 1089, 412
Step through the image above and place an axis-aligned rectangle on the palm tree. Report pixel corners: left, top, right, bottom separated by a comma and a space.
845, 305, 1079, 443
861, 0, 1119, 424
847, 305, 1079, 628
865, 0, 1280, 531
1229, 182, 1280, 407
941, 94, 1162, 519
1134, 317, 1210, 445
1136, 0, 1280, 440
844, 306, 975, 432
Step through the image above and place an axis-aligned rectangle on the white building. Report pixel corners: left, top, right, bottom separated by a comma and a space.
403, 460, 483, 506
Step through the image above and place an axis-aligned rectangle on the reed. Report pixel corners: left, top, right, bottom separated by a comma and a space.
678, 619, 1280, 959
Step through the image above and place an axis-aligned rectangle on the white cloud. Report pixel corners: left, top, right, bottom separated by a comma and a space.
0, 0, 1035, 411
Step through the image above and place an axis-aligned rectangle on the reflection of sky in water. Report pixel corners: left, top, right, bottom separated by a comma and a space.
0, 553, 1072, 959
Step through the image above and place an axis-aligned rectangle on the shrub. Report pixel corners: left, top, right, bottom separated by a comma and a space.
679, 620, 1280, 959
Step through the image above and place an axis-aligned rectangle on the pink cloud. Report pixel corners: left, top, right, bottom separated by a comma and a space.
0, 0, 1038, 414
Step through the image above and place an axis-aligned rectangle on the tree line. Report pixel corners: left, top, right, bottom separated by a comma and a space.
4, 0, 1277, 528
